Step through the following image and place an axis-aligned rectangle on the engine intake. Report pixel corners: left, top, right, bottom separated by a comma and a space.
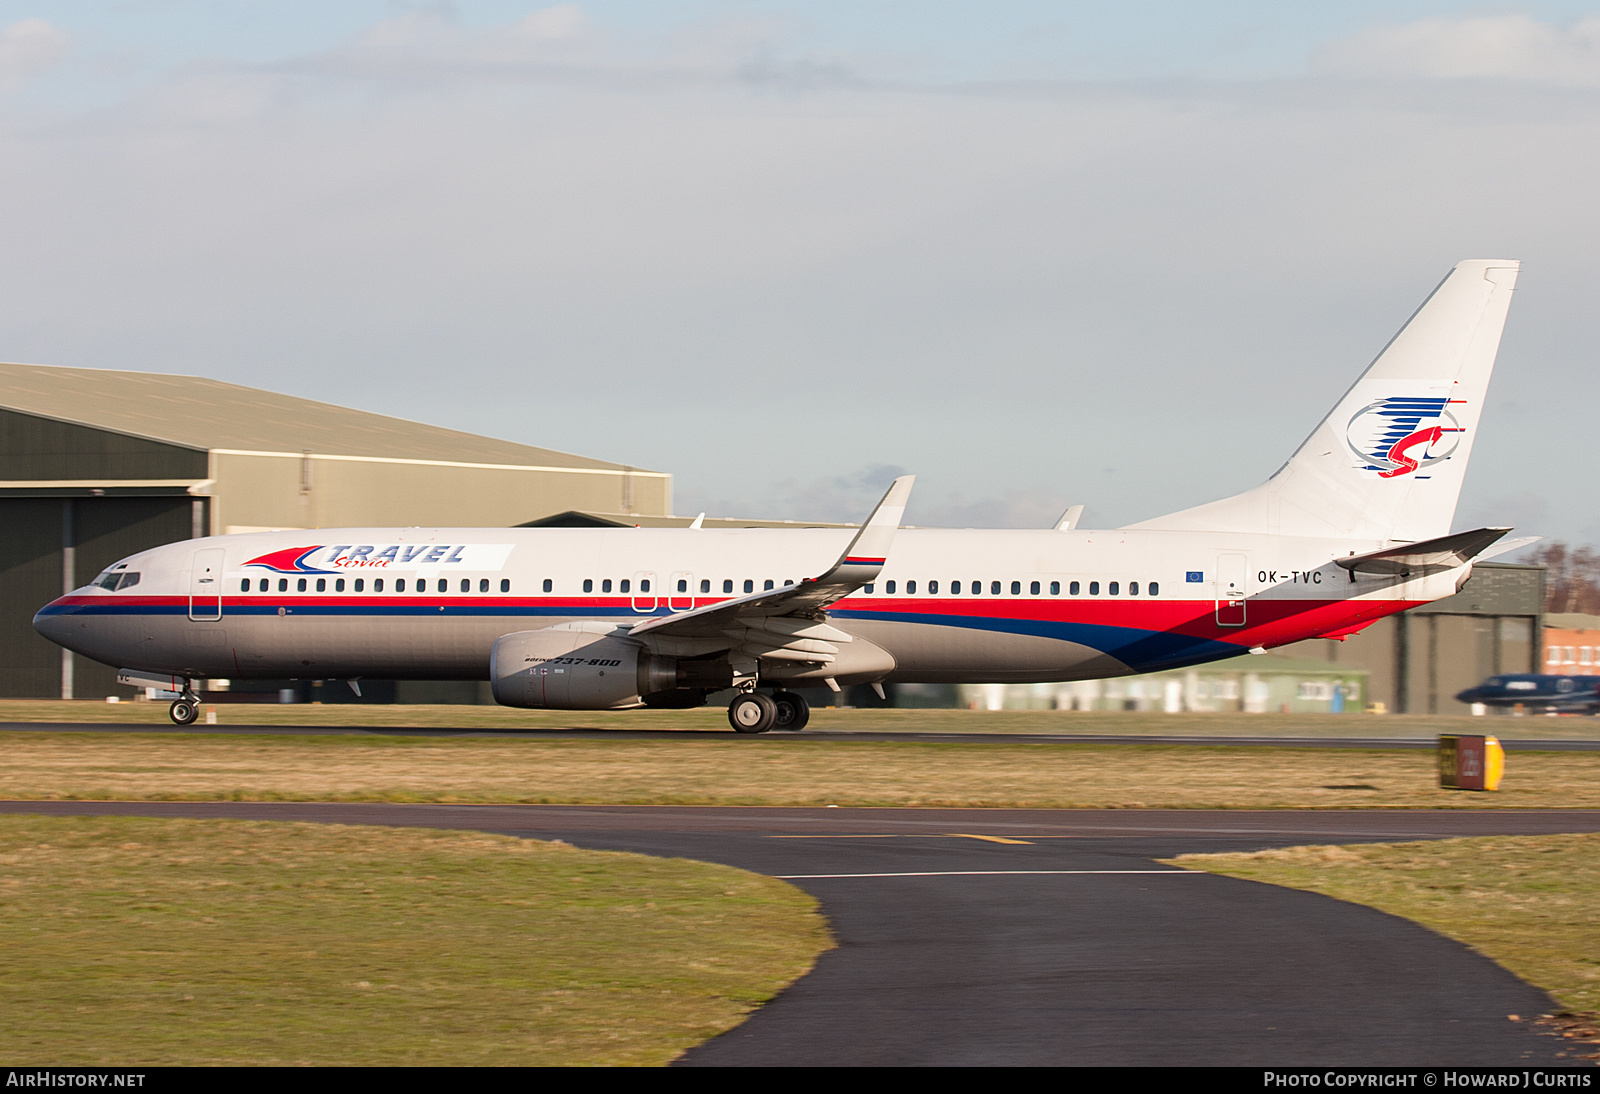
491, 623, 690, 710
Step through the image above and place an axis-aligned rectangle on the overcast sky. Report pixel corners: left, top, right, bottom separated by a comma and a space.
1, 2, 1597, 545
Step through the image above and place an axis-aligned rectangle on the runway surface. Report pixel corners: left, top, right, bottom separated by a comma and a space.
6, 800, 1599, 1065
6, 721, 1599, 750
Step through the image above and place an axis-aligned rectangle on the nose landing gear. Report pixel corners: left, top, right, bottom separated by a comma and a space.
168, 680, 201, 725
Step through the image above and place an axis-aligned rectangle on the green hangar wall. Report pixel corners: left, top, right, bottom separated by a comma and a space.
0, 362, 671, 699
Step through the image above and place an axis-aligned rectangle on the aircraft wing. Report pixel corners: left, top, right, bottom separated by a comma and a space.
1335, 527, 1512, 577
627, 475, 914, 643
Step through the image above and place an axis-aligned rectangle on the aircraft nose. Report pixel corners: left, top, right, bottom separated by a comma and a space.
33, 598, 75, 647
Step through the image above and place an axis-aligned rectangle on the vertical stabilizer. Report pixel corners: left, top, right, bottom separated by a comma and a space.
1128, 260, 1519, 542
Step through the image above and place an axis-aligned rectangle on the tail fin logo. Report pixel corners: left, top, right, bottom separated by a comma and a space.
1345, 397, 1465, 478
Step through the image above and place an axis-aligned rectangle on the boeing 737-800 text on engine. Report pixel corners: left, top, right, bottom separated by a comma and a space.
36, 261, 1532, 731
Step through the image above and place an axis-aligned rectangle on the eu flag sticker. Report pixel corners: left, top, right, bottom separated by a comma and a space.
1186, 571, 1204, 583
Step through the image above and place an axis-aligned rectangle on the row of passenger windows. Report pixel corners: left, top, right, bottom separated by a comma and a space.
234, 575, 1161, 597
574, 577, 1161, 597
583, 578, 794, 594
867, 579, 1159, 597
240, 577, 518, 594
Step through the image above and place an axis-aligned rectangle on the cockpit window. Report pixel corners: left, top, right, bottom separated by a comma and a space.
95, 572, 139, 591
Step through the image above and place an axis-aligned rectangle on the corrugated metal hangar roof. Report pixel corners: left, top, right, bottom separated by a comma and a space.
0, 361, 641, 471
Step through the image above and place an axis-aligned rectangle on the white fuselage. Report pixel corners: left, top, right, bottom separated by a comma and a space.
35, 525, 1456, 686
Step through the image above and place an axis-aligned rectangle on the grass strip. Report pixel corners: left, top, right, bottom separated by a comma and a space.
1166, 834, 1600, 1058
7, 701, 1599, 739
0, 815, 829, 1065
2, 732, 1600, 808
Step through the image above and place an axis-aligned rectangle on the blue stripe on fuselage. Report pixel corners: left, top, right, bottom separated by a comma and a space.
38, 599, 1247, 673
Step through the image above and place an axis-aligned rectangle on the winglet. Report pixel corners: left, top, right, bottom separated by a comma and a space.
1054, 504, 1084, 531
813, 475, 914, 587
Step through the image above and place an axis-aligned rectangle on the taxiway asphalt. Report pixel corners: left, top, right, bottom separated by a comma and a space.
5, 801, 1598, 1065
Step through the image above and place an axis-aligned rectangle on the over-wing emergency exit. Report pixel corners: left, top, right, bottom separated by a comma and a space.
36, 261, 1527, 732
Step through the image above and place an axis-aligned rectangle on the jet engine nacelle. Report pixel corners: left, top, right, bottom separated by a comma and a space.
490, 623, 674, 710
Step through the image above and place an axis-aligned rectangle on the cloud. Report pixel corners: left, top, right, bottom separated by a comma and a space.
0, 18, 68, 93
1317, 14, 1600, 86
0, 10, 1596, 546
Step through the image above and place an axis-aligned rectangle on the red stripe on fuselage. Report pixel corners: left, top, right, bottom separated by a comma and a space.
48, 593, 1421, 649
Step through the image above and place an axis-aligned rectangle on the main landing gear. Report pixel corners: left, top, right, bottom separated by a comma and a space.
728, 690, 811, 734
168, 680, 201, 725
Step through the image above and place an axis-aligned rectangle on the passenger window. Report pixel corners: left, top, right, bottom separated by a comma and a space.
784, 579, 793, 586
907, 580, 917, 594
316, 578, 326, 592
1149, 581, 1159, 595
259, 578, 268, 592
1109, 582, 1119, 595
542, 578, 553, 593
993, 581, 1003, 595
240, 579, 250, 592
764, 580, 774, 590
723, 579, 733, 594
1129, 582, 1139, 595
1066, 581, 1075, 595
641, 579, 651, 593
864, 584, 874, 594
1051, 581, 1061, 595
744, 580, 754, 593
620, 579, 630, 593
374, 578, 384, 592
396, 579, 406, 592
500, 579, 511, 593
478, 578, 488, 593
929, 580, 939, 594
1089, 581, 1099, 595
336, 578, 345, 592
298, 578, 308, 592
677, 579, 687, 593
355, 578, 364, 592
419, 579, 429, 594
1029, 581, 1039, 595
886, 580, 897, 594
278, 578, 288, 592
603, 579, 613, 593
583, 579, 593, 593
950, 581, 961, 595
700, 579, 710, 594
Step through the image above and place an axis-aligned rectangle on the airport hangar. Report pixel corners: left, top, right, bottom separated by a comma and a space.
0, 361, 681, 701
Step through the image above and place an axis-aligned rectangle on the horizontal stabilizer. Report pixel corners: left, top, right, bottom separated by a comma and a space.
1474, 535, 1541, 562
1335, 527, 1511, 577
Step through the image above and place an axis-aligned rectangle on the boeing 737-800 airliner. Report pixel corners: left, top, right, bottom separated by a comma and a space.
36, 260, 1531, 732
